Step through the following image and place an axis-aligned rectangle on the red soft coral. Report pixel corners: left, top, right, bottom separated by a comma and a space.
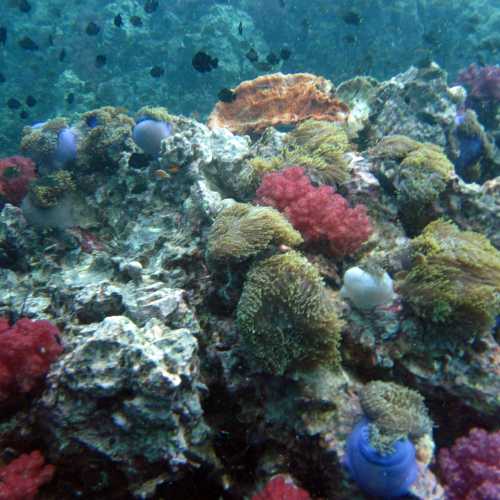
438, 427, 500, 500
251, 474, 311, 500
256, 166, 373, 256
0, 450, 55, 500
0, 317, 63, 403
0, 156, 37, 206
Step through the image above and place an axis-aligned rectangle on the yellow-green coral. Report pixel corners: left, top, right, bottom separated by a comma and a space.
400, 219, 500, 338
360, 381, 432, 452
236, 251, 343, 375
77, 107, 135, 172
206, 203, 303, 264
20, 118, 69, 167
369, 135, 421, 161
244, 120, 351, 194
135, 106, 172, 123
29, 170, 75, 208
372, 137, 454, 234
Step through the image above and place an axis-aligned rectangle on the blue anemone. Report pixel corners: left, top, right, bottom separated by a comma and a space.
344, 419, 418, 498
132, 118, 172, 156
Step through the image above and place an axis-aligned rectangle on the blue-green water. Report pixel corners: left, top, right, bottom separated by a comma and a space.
1, 0, 499, 153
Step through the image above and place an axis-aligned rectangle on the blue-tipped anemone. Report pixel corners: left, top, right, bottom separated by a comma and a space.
344, 419, 418, 498
132, 118, 172, 156
54, 127, 78, 168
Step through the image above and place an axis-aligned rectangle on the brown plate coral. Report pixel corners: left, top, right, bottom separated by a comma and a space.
207, 73, 349, 135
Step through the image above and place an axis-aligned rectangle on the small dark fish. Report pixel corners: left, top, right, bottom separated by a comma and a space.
86, 115, 98, 128
422, 31, 439, 47
114, 14, 123, 27
238, 21, 243, 36
18, 36, 38, 50
59, 48, 66, 61
130, 16, 143, 27
246, 48, 258, 62
266, 52, 280, 65
218, 88, 237, 103
85, 21, 100, 36
48, 34, 54, 46
144, 0, 159, 13
279, 0, 285, 7
150, 65, 164, 78
192, 51, 218, 73
7, 98, 22, 110
343, 34, 357, 44
0, 27, 6, 46
18, 0, 31, 13
66, 93, 75, 104
95, 54, 107, 67
26, 95, 37, 107
255, 62, 272, 71
280, 47, 291, 60
0, 73, 5, 84
20, 110, 29, 119
342, 10, 362, 26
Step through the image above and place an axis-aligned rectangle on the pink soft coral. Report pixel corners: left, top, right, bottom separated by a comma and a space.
438, 427, 500, 500
0, 450, 55, 500
256, 166, 373, 256
0, 156, 37, 206
251, 474, 311, 500
0, 317, 63, 403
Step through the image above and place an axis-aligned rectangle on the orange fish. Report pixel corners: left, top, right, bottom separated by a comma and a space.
154, 169, 169, 180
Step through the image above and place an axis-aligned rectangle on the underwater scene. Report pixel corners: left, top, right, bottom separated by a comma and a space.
0, 0, 499, 498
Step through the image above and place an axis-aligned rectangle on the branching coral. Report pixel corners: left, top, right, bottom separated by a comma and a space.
0, 317, 63, 403
207, 73, 349, 135
256, 166, 372, 256
0, 450, 55, 500
400, 219, 500, 339
206, 202, 303, 265
251, 475, 311, 500
438, 427, 500, 500
0, 156, 37, 206
236, 251, 342, 375
359, 381, 432, 452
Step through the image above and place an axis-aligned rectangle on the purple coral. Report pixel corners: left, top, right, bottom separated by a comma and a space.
457, 64, 500, 103
438, 427, 500, 500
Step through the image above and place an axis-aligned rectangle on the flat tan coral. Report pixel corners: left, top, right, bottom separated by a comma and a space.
207, 73, 349, 135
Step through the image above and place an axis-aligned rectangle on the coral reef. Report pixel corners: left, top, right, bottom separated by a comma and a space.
0, 317, 63, 403
206, 202, 303, 265
207, 73, 349, 135
438, 427, 500, 500
256, 166, 373, 256
236, 251, 342, 375
0, 156, 37, 206
400, 219, 500, 339
0, 450, 55, 500
37, 315, 215, 488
